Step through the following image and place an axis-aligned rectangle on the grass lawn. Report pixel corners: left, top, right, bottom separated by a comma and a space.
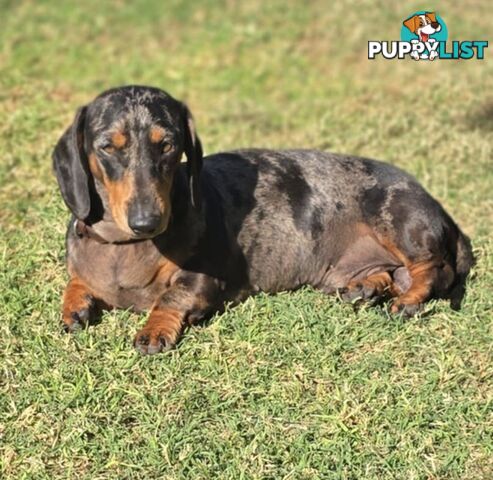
1, 1, 492, 478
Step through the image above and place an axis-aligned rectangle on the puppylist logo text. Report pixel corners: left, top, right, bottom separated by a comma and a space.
368, 11, 488, 61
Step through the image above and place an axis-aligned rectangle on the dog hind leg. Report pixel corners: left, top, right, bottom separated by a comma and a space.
390, 260, 446, 317
340, 271, 398, 304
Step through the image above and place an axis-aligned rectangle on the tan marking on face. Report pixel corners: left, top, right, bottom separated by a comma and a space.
149, 126, 166, 143
111, 131, 127, 149
88, 152, 103, 180
153, 173, 174, 231
105, 173, 134, 233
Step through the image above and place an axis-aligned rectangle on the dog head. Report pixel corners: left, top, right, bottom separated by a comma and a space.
53, 86, 202, 240
403, 12, 441, 41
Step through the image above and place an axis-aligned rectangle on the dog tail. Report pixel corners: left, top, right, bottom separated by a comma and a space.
448, 228, 475, 310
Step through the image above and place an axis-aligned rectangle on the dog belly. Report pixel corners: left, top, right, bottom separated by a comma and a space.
241, 232, 404, 294
239, 240, 329, 293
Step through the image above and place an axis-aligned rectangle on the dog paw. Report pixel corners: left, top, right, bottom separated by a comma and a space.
339, 282, 377, 304
63, 309, 90, 333
429, 51, 438, 61
62, 296, 95, 333
339, 281, 388, 306
390, 301, 422, 318
133, 328, 175, 355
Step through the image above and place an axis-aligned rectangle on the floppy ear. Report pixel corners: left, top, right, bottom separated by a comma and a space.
426, 12, 437, 23
183, 105, 203, 211
52, 107, 91, 220
403, 15, 419, 33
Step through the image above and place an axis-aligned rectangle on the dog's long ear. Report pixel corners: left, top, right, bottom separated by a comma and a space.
426, 12, 437, 23
52, 107, 91, 220
183, 104, 203, 211
403, 15, 419, 33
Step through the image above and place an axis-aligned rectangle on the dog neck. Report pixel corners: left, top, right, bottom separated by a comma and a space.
73, 219, 146, 245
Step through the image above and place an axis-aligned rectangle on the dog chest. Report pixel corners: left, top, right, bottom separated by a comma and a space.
67, 237, 171, 310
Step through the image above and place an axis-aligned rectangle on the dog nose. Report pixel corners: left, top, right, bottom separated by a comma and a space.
431, 22, 439, 28
128, 215, 161, 235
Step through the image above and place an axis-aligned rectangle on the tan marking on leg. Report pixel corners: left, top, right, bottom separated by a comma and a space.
62, 277, 94, 330
347, 271, 399, 298
353, 228, 441, 313
391, 260, 438, 312
377, 235, 410, 267
88, 152, 103, 180
155, 258, 181, 287
154, 174, 174, 230
134, 307, 184, 354
147, 308, 183, 344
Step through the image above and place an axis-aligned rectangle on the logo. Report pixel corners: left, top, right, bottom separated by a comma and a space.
368, 11, 487, 61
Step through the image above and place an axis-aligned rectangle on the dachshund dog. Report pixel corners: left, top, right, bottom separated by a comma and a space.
53, 86, 474, 354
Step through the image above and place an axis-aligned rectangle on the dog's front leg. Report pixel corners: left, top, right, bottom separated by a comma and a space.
62, 276, 103, 332
134, 273, 221, 355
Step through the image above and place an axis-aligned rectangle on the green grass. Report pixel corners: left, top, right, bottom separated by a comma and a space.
1, 1, 492, 478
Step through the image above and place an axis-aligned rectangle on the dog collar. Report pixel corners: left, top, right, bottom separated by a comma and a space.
73, 219, 151, 245
74, 219, 110, 244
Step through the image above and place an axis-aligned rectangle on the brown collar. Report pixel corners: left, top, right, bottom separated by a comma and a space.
74, 219, 110, 244
74, 220, 150, 245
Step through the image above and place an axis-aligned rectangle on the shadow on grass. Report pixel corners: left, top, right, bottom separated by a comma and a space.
465, 99, 493, 131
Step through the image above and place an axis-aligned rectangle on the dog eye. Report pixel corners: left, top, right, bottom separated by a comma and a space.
101, 144, 116, 155
161, 142, 174, 155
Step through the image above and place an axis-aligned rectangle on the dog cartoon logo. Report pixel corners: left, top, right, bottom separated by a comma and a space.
369, 11, 487, 61
402, 11, 446, 60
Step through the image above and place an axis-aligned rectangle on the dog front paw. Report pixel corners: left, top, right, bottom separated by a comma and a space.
339, 283, 376, 304
133, 327, 175, 355
134, 308, 183, 355
390, 301, 422, 318
62, 295, 95, 333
